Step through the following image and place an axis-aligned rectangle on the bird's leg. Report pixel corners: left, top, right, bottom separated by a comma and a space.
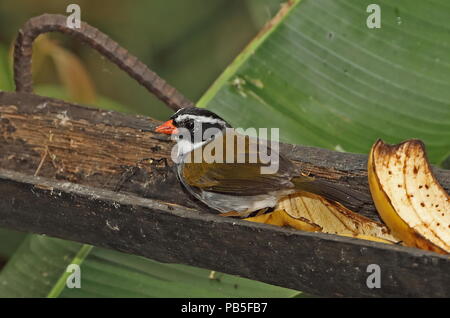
255, 207, 269, 216
218, 211, 246, 217
218, 207, 268, 218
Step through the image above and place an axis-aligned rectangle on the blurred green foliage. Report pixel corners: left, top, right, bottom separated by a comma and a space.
0, 236, 300, 298
0, 0, 282, 119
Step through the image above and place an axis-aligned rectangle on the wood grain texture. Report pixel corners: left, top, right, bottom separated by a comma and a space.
1, 91, 449, 297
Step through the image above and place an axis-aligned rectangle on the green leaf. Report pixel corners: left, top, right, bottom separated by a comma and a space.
198, 0, 450, 164
0, 228, 26, 259
0, 44, 13, 91
0, 235, 300, 298
0, 235, 83, 297
47, 244, 93, 298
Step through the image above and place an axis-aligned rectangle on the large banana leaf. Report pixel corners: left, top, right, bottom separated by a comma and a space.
0, 235, 299, 297
198, 0, 450, 165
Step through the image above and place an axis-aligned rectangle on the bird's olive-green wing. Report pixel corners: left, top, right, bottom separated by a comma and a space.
181, 133, 299, 196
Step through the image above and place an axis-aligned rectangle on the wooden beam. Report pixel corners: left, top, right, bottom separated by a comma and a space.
1, 91, 450, 297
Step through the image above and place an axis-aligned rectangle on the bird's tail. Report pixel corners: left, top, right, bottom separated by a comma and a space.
292, 176, 370, 213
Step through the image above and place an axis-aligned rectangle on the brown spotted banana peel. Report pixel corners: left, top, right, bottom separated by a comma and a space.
368, 139, 450, 254
244, 190, 399, 244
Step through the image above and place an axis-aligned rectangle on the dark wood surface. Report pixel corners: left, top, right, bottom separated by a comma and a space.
0, 91, 449, 297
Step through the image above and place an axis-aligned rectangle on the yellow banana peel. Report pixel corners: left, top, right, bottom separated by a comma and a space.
245, 209, 322, 232
246, 191, 399, 244
368, 139, 450, 254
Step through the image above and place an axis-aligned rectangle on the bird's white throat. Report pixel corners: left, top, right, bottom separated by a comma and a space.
174, 138, 209, 160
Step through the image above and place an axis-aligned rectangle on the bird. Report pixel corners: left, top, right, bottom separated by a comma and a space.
155, 107, 363, 218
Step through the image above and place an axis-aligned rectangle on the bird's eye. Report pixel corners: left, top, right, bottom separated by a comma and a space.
185, 121, 194, 131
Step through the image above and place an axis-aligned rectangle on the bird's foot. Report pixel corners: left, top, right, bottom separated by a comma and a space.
218, 211, 247, 217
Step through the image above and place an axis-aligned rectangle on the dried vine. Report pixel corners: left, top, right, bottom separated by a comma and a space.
13, 14, 194, 110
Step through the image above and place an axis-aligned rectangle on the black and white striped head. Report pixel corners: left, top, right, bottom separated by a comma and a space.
156, 107, 231, 156
172, 107, 230, 133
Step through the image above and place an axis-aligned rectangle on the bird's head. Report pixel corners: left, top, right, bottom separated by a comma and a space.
155, 107, 231, 156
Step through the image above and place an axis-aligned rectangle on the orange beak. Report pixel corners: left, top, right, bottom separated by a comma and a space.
155, 119, 178, 135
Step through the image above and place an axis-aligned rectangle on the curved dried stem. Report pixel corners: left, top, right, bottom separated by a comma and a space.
13, 14, 194, 110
